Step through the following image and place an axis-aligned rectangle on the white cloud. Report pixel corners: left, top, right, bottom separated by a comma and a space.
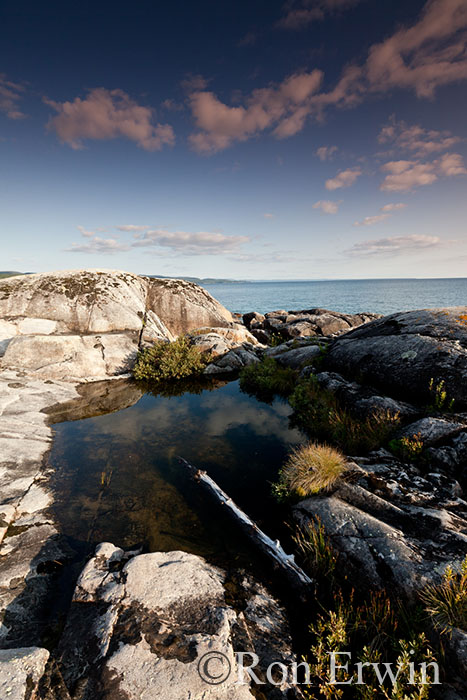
188, 70, 324, 153
67, 237, 129, 254
132, 229, 250, 256
353, 214, 389, 226
315, 145, 338, 161
313, 200, 340, 214
325, 168, 361, 190
77, 225, 97, 238
346, 234, 443, 257
380, 153, 467, 191
0, 73, 26, 119
116, 224, 152, 232
380, 202, 407, 212
45, 88, 175, 151
366, 0, 467, 99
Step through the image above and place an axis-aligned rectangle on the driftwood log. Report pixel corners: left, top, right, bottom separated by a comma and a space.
178, 457, 314, 593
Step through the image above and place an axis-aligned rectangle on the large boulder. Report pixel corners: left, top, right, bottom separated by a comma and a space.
57, 545, 296, 699
325, 307, 467, 408
0, 270, 233, 380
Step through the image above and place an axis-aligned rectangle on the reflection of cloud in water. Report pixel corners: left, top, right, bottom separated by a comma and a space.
200, 393, 302, 444
78, 383, 302, 448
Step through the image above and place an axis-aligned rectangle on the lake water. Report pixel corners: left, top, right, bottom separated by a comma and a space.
49, 379, 303, 572
204, 278, 467, 315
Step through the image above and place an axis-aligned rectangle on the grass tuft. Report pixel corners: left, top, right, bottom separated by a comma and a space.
279, 442, 347, 497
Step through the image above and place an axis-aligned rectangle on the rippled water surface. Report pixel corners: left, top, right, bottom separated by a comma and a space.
49, 379, 303, 570
205, 277, 467, 315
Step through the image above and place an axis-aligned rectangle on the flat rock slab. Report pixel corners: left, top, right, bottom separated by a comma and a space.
58, 545, 295, 700
0, 646, 49, 700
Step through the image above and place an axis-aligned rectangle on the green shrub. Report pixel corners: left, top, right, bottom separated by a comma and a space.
278, 442, 347, 497
419, 556, 467, 634
239, 356, 297, 402
289, 375, 400, 454
133, 336, 207, 382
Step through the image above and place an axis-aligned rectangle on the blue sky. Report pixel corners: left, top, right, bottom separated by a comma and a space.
1, 0, 467, 279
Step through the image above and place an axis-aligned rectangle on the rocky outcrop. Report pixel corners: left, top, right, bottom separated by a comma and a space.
56, 545, 296, 699
325, 307, 467, 409
243, 308, 379, 344
294, 448, 467, 598
188, 325, 265, 374
0, 270, 233, 380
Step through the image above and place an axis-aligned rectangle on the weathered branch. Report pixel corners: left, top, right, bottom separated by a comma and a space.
178, 457, 314, 593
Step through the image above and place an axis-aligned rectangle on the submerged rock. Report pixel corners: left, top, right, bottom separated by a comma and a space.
57, 545, 296, 699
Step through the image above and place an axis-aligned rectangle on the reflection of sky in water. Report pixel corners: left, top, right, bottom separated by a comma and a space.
49, 380, 303, 570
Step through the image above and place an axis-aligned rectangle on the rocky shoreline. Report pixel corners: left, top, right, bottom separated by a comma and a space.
0, 269, 466, 698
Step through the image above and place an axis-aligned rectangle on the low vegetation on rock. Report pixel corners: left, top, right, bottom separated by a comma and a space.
289, 376, 400, 454
239, 356, 297, 402
133, 336, 208, 381
420, 556, 467, 634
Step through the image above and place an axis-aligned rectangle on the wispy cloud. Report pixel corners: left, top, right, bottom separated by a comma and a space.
77, 225, 97, 238
315, 145, 338, 161
45, 88, 175, 151
380, 202, 407, 212
132, 229, 250, 256
366, 0, 467, 98
67, 237, 129, 254
378, 117, 462, 157
380, 152, 467, 191
0, 73, 26, 119
278, 0, 362, 30
263, 213, 275, 218
116, 224, 152, 232
313, 199, 340, 214
186, 0, 467, 153
353, 214, 389, 226
346, 234, 444, 257
325, 168, 361, 190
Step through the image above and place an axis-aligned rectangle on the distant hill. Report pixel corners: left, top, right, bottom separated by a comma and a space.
148, 275, 250, 285
0, 271, 24, 279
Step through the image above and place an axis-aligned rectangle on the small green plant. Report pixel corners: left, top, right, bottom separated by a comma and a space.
293, 517, 338, 580
427, 378, 455, 412
389, 433, 424, 462
419, 556, 467, 634
269, 331, 288, 347
133, 336, 207, 382
239, 356, 297, 402
278, 442, 347, 497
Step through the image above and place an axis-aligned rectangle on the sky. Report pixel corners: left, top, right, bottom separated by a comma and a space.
1, 0, 467, 280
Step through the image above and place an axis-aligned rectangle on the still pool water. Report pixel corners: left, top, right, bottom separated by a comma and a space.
48, 378, 304, 572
